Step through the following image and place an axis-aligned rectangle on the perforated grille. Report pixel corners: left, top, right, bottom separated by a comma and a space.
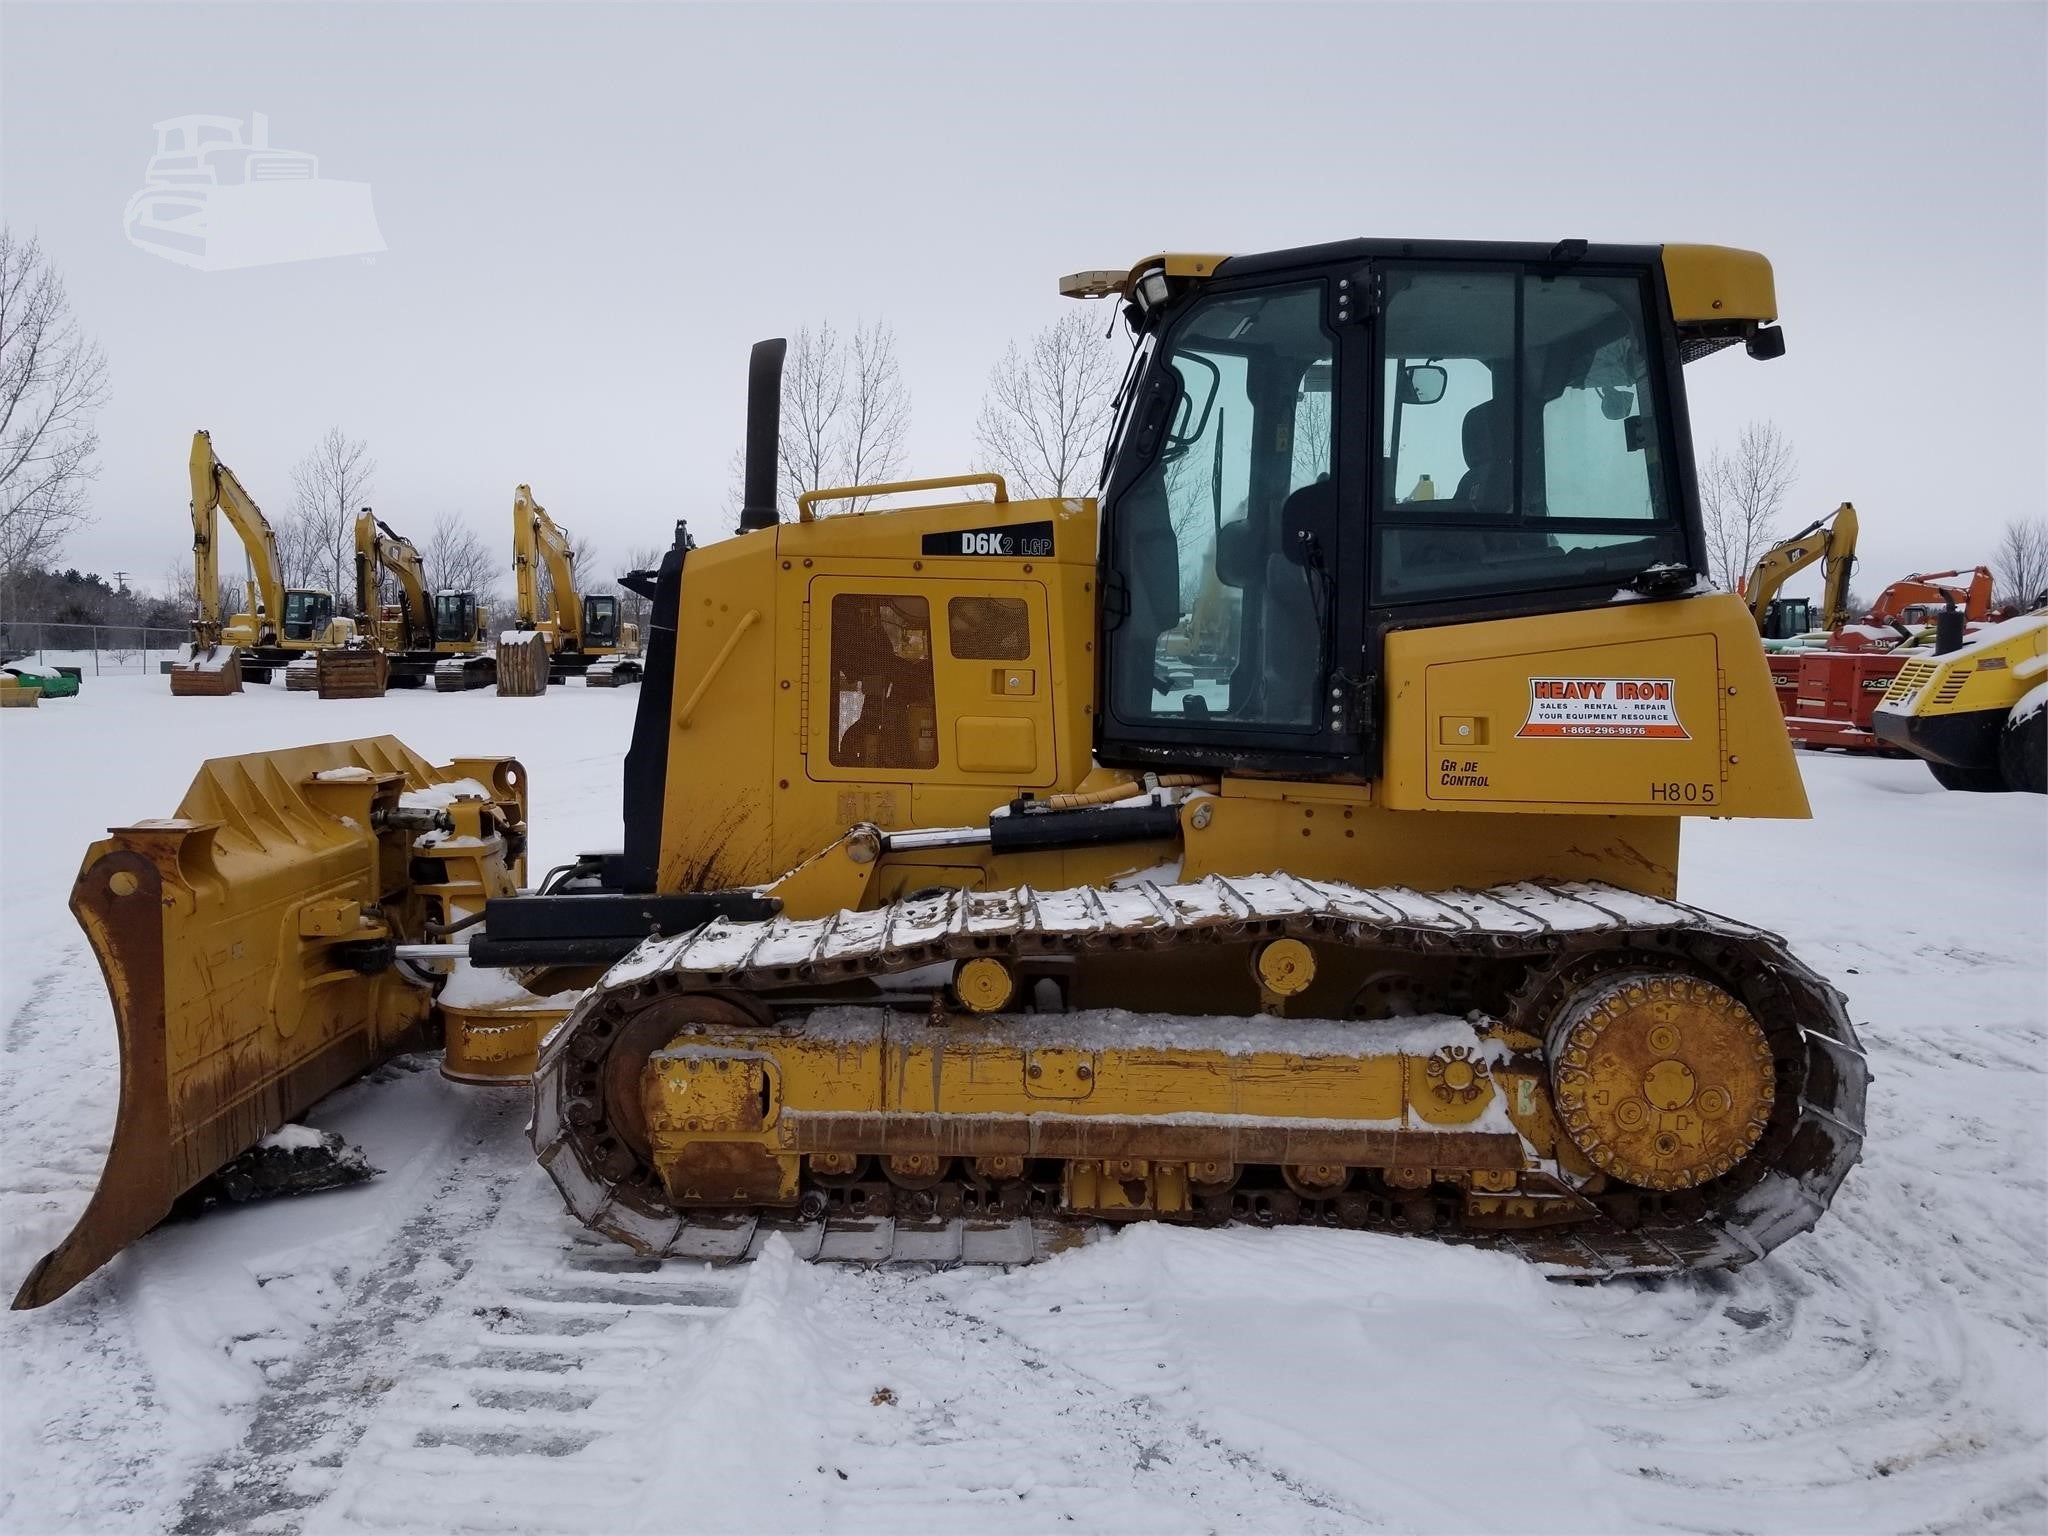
947, 597, 1031, 660
1679, 333, 1743, 364
828, 594, 937, 770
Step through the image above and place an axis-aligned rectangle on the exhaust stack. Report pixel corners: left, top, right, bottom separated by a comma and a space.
737, 338, 787, 532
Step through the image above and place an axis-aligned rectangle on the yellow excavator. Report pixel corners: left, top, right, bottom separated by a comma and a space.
19, 238, 1867, 1310
353, 510, 497, 691
1744, 502, 1859, 646
511, 485, 641, 686
170, 430, 354, 694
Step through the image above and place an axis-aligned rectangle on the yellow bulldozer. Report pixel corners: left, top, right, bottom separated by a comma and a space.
17, 237, 1868, 1310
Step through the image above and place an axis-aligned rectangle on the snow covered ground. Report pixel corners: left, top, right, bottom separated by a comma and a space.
1, 675, 2042, 1534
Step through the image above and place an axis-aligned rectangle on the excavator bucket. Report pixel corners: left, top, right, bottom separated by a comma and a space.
13, 737, 526, 1310
168, 645, 243, 696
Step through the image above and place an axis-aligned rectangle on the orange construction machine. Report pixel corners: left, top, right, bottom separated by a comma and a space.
1771, 563, 1995, 755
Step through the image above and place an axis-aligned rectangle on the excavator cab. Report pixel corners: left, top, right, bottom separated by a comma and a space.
583, 593, 620, 650
280, 588, 334, 644
433, 590, 481, 646
1761, 596, 1812, 641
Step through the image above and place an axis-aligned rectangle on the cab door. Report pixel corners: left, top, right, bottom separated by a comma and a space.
804, 575, 1057, 793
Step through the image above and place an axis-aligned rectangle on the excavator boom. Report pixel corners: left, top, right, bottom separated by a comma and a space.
509, 485, 639, 685
354, 510, 432, 650
190, 429, 289, 645
512, 484, 583, 643
1745, 502, 1858, 637
173, 431, 344, 693
1870, 566, 1995, 625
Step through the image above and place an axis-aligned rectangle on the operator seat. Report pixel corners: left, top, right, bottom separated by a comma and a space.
1257, 477, 1336, 725
1454, 397, 1512, 512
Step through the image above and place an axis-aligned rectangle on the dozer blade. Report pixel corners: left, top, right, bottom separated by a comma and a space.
13, 737, 526, 1310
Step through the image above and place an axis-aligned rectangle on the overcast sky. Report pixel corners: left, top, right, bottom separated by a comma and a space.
3, 1, 2042, 599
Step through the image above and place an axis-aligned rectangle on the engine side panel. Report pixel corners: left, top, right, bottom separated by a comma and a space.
1381, 593, 1809, 818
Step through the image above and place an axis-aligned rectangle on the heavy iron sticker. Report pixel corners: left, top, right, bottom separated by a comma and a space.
1517, 677, 1690, 739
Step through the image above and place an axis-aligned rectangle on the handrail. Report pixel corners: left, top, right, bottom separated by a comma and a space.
674, 609, 760, 727
796, 473, 1008, 522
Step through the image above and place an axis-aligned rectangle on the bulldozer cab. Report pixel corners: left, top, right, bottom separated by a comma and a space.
1097, 244, 1701, 778
281, 588, 334, 643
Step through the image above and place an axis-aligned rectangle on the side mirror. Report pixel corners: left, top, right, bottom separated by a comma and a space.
1398, 364, 1447, 406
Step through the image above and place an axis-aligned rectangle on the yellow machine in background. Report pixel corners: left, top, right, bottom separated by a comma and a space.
511, 485, 641, 686
21, 238, 1867, 1310
170, 430, 353, 694
352, 510, 497, 691
1745, 503, 1859, 646
1875, 610, 2048, 792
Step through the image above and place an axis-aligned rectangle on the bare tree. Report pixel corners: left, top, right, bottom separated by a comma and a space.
160, 558, 238, 626
285, 428, 375, 598
840, 322, 910, 506
774, 321, 911, 517
616, 542, 664, 632
1990, 516, 2048, 610
423, 511, 499, 596
974, 308, 1121, 499
723, 444, 748, 523
1700, 420, 1798, 591
273, 509, 325, 590
0, 229, 110, 590
777, 322, 843, 516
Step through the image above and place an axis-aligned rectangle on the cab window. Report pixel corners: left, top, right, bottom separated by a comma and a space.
1105, 281, 1335, 731
830, 594, 939, 770
282, 590, 331, 640
947, 596, 1031, 661
1376, 267, 1680, 602
434, 592, 474, 640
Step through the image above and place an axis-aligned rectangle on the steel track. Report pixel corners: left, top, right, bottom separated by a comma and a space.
532, 877, 1868, 1279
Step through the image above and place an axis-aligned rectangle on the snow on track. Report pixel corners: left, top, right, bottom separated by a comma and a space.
2, 676, 2043, 1534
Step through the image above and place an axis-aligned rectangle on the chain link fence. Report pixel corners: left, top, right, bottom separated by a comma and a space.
0, 621, 190, 676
